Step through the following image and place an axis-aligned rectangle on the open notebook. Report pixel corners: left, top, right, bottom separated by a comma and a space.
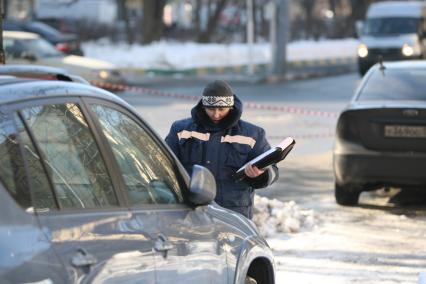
234, 137, 296, 181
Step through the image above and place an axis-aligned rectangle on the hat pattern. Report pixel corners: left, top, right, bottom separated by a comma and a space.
202, 80, 234, 107
202, 95, 234, 107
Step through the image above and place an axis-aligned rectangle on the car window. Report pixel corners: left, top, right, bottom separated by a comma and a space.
358, 69, 426, 101
0, 111, 31, 209
20, 103, 118, 209
4, 37, 63, 59
4, 38, 24, 58
91, 105, 184, 205
14, 114, 56, 211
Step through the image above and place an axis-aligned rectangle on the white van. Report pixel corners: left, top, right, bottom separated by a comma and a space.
357, 1, 426, 75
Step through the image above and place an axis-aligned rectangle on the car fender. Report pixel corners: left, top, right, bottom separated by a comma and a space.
233, 235, 275, 284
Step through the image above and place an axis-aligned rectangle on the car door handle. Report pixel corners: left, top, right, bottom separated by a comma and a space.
71, 248, 97, 268
154, 233, 174, 253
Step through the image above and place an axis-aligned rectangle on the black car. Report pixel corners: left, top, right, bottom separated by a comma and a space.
4, 19, 83, 56
333, 60, 426, 205
0, 66, 275, 284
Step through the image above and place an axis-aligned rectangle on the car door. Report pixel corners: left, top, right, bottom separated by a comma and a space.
87, 100, 229, 283
12, 99, 157, 284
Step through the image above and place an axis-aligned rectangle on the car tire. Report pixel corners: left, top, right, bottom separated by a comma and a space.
358, 62, 369, 77
335, 183, 361, 206
245, 276, 257, 284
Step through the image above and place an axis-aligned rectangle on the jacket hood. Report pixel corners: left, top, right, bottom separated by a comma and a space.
191, 94, 242, 132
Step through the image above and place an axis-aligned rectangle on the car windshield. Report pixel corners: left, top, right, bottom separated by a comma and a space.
362, 17, 419, 35
20, 38, 64, 58
357, 68, 426, 101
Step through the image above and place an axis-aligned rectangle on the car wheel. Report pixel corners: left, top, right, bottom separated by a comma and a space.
335, 183, 361, 206
358, 62, 369, 77
245, 276, 257, 284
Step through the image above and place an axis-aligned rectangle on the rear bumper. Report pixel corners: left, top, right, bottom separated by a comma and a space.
333, 142, 426, 187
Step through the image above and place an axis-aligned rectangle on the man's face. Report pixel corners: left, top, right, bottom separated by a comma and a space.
204, 107, 231, 124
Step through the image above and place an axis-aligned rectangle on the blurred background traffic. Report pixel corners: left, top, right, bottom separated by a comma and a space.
0, 0, 413, 84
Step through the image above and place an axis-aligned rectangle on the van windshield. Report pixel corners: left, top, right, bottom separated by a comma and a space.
363, 17, 419, 35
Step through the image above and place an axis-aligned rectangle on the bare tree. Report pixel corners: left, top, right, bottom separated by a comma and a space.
348, 0, 373, 36
142, 0, 166, 44
300, 0, 315, 39
329, 0, 337, 14
117, 0, 134, 44
193, 0, 201, 35
197, 0, 229, 43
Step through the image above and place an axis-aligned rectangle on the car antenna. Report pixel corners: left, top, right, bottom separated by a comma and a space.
378, 55, 386, 75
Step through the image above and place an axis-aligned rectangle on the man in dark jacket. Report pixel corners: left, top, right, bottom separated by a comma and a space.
165, 80, 278, 219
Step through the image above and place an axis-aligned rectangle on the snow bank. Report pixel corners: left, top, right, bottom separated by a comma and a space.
82, 38, 358, 70
253, 195, 318, 238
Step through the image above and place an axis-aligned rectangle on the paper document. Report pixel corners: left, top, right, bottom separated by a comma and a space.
234, 137, 295, 181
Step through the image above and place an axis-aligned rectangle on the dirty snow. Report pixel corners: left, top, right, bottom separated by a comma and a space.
253, 195, 317, 237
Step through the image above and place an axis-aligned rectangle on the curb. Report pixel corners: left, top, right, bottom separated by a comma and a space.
120, 57, 356, 76
119, 57, 357, 84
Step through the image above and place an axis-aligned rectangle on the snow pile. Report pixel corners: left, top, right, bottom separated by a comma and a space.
253, 195, 317, 238
82, 38, 358, 70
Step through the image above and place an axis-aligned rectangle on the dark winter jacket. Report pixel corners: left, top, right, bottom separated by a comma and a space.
165, 95, 278, 218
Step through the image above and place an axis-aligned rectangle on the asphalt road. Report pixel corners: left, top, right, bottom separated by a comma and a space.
117, 72, 426, 283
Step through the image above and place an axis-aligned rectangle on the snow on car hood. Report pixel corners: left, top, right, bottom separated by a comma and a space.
62, 55, 115, 69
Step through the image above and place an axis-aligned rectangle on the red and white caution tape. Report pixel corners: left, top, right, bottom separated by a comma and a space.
91, 81, 338, 119
268, 133, 334, 140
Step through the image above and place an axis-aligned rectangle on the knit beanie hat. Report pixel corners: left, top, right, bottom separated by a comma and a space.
202, 80, 234, 107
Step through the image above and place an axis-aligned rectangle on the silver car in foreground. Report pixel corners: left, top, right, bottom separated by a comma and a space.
0, 67, 275, 284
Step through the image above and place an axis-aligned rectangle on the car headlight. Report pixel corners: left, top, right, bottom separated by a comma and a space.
98, 70, 110, 80
402, 43, 414, 57
358, 43, 368, 58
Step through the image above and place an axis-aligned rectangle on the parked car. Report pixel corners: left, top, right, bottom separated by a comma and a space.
0, 66, 275, 283
3, 31, 125, 85
0, 64, 89, 84
357, 1, 426, 76
333, 60, 426, 205
4, 19, 84, 55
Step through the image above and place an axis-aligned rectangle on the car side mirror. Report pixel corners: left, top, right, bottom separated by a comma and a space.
188, 165, 216, 206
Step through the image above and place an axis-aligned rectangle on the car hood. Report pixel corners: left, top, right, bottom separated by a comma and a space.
359, 34, 418, 48
62, 55, 115, 70
35, 55, 122, 83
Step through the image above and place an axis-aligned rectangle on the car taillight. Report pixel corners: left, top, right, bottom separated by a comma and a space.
56, 43, 70, 53
336, 111, 360, 142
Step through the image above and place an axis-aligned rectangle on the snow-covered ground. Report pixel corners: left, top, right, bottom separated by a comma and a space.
83, 38, 358, 69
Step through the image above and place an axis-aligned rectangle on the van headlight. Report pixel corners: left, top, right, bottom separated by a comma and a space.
358, 43, 368, 58
402, 43, 414, 57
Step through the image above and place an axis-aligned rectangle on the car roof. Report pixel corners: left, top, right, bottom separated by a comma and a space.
367, 1, 426, 18
0, 76, 121, 105
373, 60, 426, 70
3, 30, 40, 39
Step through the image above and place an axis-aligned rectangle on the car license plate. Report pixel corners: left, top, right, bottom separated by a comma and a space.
384, 125, 426, 138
